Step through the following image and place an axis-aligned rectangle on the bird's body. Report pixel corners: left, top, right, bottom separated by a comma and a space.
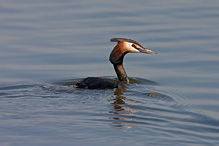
74, 38, 157, 89
74, 77, 118, 89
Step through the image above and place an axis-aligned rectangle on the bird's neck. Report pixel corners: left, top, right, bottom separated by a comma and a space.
113, 64, 129, 83
110, 42, 129, 83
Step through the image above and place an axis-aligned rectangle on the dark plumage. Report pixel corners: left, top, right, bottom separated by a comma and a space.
75, 77, 118, 89
110, 38, 144, 48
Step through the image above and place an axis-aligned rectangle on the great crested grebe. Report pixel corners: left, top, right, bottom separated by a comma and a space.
74, 38, 157, 89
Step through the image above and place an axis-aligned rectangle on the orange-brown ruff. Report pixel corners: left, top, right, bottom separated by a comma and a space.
109, 41, 127, 64
75, 38, 157, 89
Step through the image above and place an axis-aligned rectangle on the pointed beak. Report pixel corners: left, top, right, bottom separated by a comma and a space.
137, 47, 157, 54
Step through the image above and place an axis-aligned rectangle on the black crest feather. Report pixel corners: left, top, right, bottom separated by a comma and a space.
110, 38, 144, 48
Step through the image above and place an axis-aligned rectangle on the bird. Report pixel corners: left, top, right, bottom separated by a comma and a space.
74, 38, 157, 89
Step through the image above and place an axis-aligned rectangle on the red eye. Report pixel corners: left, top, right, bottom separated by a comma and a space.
132, 44, 136, 48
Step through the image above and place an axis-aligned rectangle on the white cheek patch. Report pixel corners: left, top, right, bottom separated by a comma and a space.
124, 42, 140, 52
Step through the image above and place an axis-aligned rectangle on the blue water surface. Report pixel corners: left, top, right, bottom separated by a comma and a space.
0, 0, 219, 146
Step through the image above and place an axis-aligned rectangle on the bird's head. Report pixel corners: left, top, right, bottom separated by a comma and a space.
109, 38, 157, 65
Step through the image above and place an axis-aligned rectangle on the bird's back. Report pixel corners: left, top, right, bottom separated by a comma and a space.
74, 77, 118, 89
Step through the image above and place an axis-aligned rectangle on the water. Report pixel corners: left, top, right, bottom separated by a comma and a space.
0, 0, 219, 145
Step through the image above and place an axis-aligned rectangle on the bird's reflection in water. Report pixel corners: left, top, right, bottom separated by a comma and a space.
109, 80, 172, 129
109, 82, 136, 129
110, 78, 139, 113
110, 83, 128, 113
